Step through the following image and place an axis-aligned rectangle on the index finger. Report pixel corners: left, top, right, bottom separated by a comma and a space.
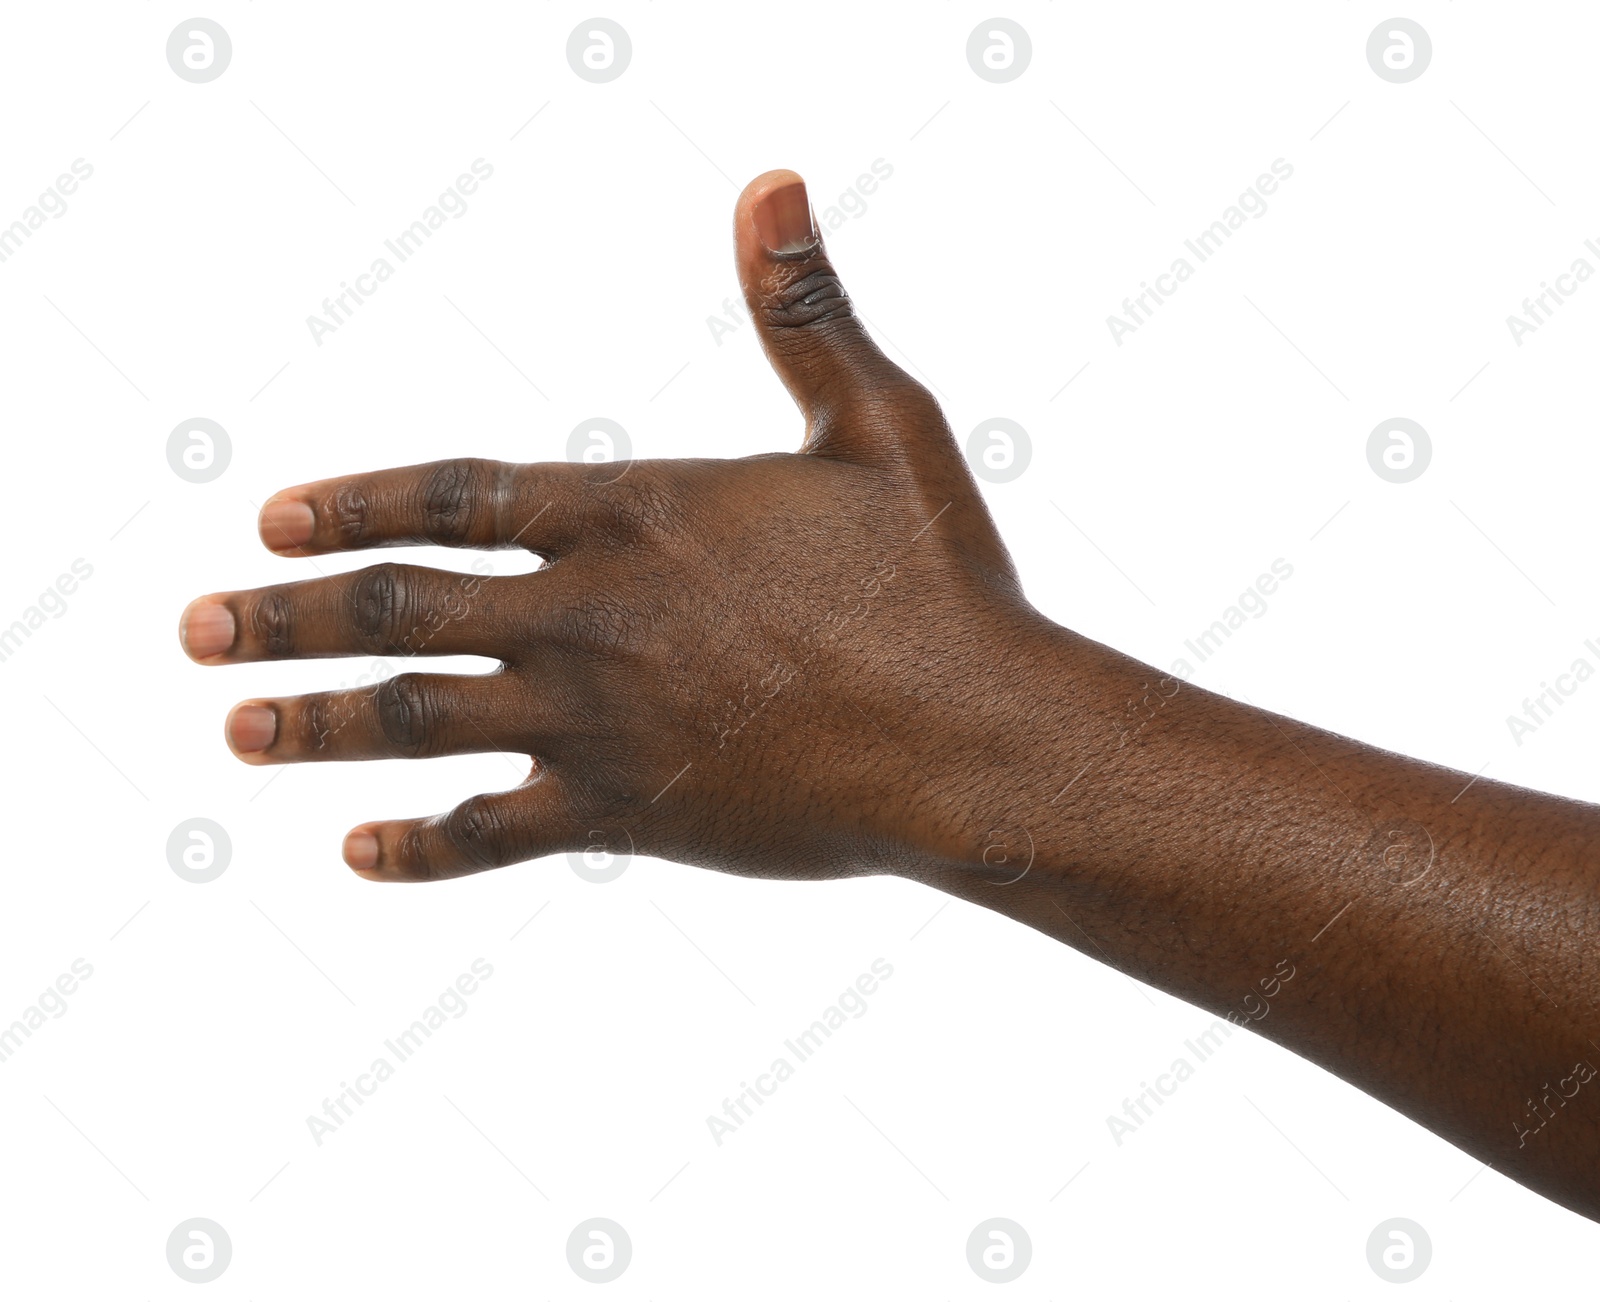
257, 457, 583, 558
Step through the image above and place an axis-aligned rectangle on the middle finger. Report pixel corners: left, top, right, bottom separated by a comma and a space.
179, 563, 512, 664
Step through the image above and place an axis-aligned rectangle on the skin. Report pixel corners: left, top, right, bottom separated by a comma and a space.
180, 169, 1600, 1221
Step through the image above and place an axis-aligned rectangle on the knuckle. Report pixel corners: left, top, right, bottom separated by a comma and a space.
351, 563, 412, 653
374, 675, 432, 756
890, 378, 943, 424
394, 822, 440, 881
331, 482, 370, 545
760, 264, 855, 332
443, 794, 515, 870
301, 694, 335, 753
250, 590, 294, 656
548, 589, 639, 658
826, 379, 946, 457
566, 766, 647, 822
421, 458, 491, 545
593, 479, 680, 547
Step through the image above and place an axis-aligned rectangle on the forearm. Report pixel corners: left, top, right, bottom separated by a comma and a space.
914, 615, 1600, 1218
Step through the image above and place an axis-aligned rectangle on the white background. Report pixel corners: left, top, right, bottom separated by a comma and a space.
2, 2, 1597, 1296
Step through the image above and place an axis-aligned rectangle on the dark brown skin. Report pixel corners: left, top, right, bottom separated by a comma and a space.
180, 169, 1600, 1221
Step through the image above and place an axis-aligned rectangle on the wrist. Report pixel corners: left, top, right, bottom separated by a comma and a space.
885, 609, 1157, 884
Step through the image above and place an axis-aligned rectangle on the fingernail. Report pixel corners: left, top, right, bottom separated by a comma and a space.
754, 179, 816, 255
343, 830, 379, 872
260, 499, 315, 550
181, 602, 236, 659
227, 704, 277, 753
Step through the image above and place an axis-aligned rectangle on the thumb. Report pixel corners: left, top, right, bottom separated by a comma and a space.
735, 169, 934, 465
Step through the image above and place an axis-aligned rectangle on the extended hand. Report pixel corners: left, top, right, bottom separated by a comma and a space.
180, 168, 1600, 1222
180, 170, 1041, 884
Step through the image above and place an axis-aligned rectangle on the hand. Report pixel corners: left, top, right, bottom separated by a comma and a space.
181, 169, 1600, 1221
180, 169, 1047, 884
